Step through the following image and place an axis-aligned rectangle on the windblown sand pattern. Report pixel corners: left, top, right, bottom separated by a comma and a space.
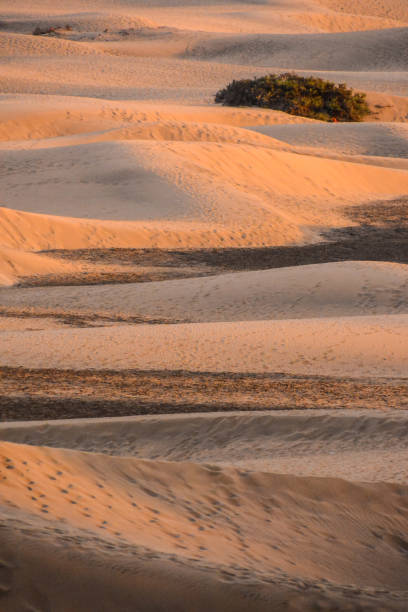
1, 0, 408, 610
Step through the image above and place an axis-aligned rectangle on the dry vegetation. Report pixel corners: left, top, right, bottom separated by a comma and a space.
215, 73, 371, 122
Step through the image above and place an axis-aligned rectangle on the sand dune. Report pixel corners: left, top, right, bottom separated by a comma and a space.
0, 205, 264, 254
0, 120, 294, 158
0, 439, 408, 611
0, 93, 406, 148
0, 13, 156, 35
2, 410, 408, 482
2, 17, 408, 104
291, 10, 407, 33
4, 0, 408, 36
4, 139, 408, 220
2, 94, 407, 149
186, 27, 408, 71
0, 31, 103, 57
251, 122, 408, 157
2, 0, 408, 609
0, 54, 258, 103
2, 314, 408, 377
2, 139, 408, 260
2, 261, 408, 320
1, 118, 287, 149
2, 53, 408, 103
0, 246, 83, 287
0, 94, 318, 143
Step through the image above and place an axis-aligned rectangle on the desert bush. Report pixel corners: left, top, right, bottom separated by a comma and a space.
215, 73, 371, 122
32, 25, 72, 35
33, 26, 56, 36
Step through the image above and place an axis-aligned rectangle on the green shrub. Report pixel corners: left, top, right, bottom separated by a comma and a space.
215, 73, 371, 122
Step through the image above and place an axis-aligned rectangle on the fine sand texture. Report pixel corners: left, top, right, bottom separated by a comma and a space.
1, 438, 408, 612
1, 0, 408, 610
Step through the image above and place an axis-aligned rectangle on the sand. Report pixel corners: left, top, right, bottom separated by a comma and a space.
1, 0, 408, 609
2, 261, 408, 321
1, 438, 408, 611
250, 122, 408, 157
2, 410, 408, 481
2, 315, 408, 377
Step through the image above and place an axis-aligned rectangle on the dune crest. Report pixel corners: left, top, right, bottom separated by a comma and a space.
0, 246, 83, 286
1, 440, 408, 596
2, 0, 408, 609
2, 261, 408, 320
1, 137, 408, 274
2, 315, 408, 377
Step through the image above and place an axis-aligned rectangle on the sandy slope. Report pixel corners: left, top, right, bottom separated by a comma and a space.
1, 93, 407, 144
2, 261, 408, 321
2, 14, 408, 103
3, 56, 407, 100
2, 0, 408, 609
0, 247, 85, 286
2, 314, 408, 377
186, 27, 408, 71
0, 89, 407, 288
4, 132, 406, 223
0, 31, 103, 57
316, 0, 408, 23
0, 94, 318, 142
251, 122, 408, 157
0, 439, 408, 612
2, 410, 408, 482
5, 0, 408, 35
1, 141, 408, 257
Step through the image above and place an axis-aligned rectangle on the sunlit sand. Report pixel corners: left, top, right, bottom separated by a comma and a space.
1, 1, 408, 610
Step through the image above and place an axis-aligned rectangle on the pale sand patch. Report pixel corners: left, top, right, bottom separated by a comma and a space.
184, 28, 408, 72
2, 261, 408, 321
250, 122, 408, 158
1, 315, 407, 377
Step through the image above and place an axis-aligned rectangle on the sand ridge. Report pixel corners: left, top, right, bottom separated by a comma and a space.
0, 246, 85, 287
2, 410, 408, 482
2, 261, 408, 321
250, 122, 408, 157
2, 138, 408, 281
1, 0, 408, 609
2, 315, 408, 378
185, 27, 408, 72
1, 440, 408, 600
